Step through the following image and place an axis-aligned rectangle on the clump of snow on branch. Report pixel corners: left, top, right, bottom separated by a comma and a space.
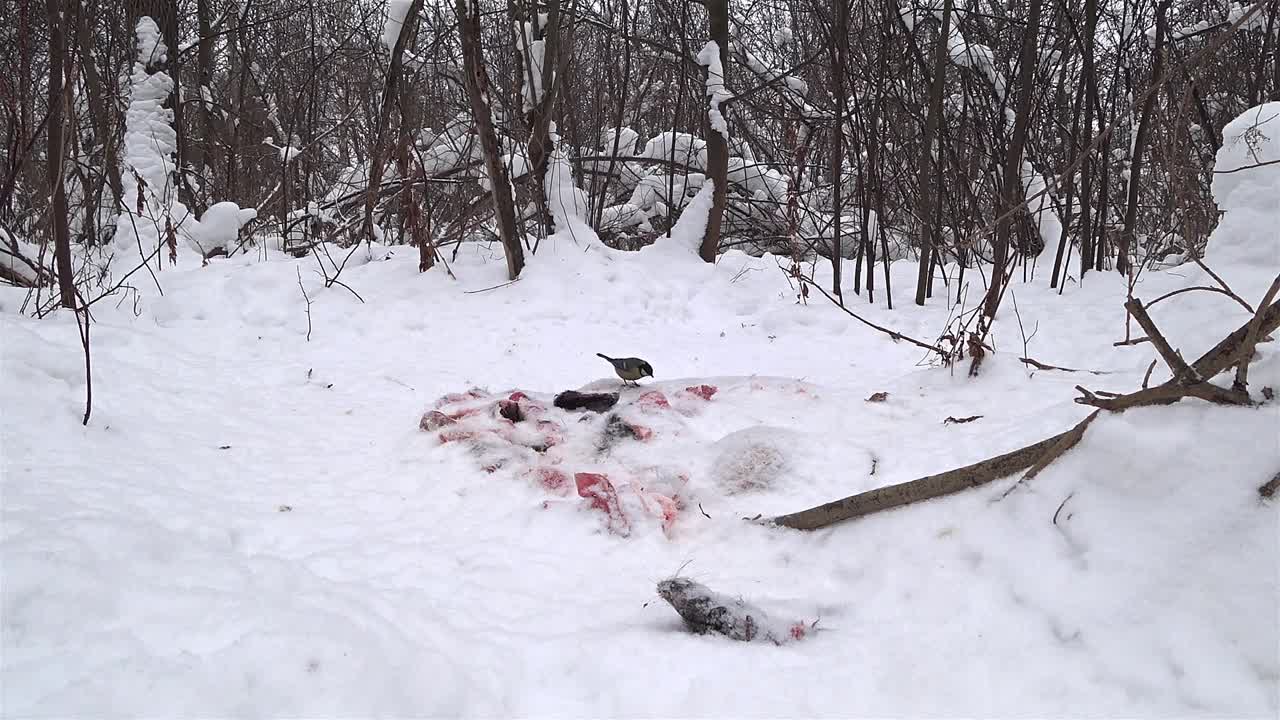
653, 181, 715, 255
515, 19, 548, 113
696, 41, 732, 140
544, 149, 591, 237
1022, 162, 1060, 257
113, 17, 178, 258
382, 0, 414, 50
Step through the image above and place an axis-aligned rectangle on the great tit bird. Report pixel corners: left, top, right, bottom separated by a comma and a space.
597, 353, 654, 386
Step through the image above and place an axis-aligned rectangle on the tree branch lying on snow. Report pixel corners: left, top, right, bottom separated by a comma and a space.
769, 411, 1099, 530
1075, 289, 1280, 412
769, 291, 1279, 532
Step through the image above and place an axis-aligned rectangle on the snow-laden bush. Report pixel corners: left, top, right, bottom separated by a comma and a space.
1210, 102, 1280, 265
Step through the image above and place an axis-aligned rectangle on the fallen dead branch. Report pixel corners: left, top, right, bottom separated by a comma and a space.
1075, 289, 1279, 412
1019, 356, 1110, 374
770, 411, 1099, 531
768, 290, 1279, 532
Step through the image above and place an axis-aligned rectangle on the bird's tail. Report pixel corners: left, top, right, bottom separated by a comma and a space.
596, 353, 612, 361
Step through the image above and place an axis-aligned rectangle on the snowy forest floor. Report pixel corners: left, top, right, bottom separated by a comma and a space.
2, 239, 1278, 717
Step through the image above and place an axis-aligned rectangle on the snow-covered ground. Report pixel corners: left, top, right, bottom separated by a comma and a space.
3, 230, 1276, 715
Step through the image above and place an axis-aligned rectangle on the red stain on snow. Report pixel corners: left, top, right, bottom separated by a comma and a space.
529, 466, 570, 494
637, 390, 670, 411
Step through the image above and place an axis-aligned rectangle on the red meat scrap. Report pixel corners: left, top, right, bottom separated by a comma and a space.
637, 490, 681, 536
684, 384, 718, 401
574, 472, 630, 536
419, 410, 456, 431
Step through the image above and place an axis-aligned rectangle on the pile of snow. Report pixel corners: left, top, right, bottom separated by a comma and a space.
1210, 102, 1280, 265
183, 202, 258, 255
709, 426, 795, 494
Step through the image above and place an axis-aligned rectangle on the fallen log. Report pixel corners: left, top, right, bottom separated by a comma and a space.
770, 411, 1099, 531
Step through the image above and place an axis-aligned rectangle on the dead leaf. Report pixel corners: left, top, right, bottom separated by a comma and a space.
866, 391, 889, 403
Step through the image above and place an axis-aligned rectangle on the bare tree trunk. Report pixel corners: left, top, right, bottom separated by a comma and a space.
75, 0, 121, 215
829, 0, 848, 297
457, 0, 524, 279
517, 0, 570, 238
981, 0, 1043, 322
1118, 0, 1170, 277
364, 0, 425, 245
914, 0, 951, 306
1077, 0, 1099, 276
191, 0, 215, 214
48, 0, 75, 309
700, 0, 729, 263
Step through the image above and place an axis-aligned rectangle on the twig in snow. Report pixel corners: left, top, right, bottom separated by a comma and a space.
1052, 493, 1075, 525
1233, 273, 1280, 393
1019, 356, 1110, 374
73, 289, 92, 426
1141, 359, 1159, 389
999, 411, 1100, 499
1191, 256, 1254, 313
463, 278, 520, 294
944, 415, 984, 424
1259, 472, 1280, 500
296, 267, 313, 341
1146, 285, 1254, 313
797, 271, 945, 356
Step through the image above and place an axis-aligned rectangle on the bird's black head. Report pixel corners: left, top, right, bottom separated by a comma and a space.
639, 361, 654, 378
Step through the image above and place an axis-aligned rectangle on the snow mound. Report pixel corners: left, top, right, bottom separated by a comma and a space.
709, 426, 796, 495
1210, 102, 1280, 264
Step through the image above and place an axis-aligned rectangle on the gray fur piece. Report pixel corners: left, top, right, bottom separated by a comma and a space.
657, 577, 799, 644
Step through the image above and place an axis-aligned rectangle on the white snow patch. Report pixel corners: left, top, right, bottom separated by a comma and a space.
1210, 102, 1280, 265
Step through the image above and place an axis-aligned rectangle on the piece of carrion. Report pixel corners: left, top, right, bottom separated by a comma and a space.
683, 384, 718, 401
575, 472, 630, 536
598, 414, 653, 454
656, 577, 812, 644
554, 390, 620, 413
419, 410, 456, 431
